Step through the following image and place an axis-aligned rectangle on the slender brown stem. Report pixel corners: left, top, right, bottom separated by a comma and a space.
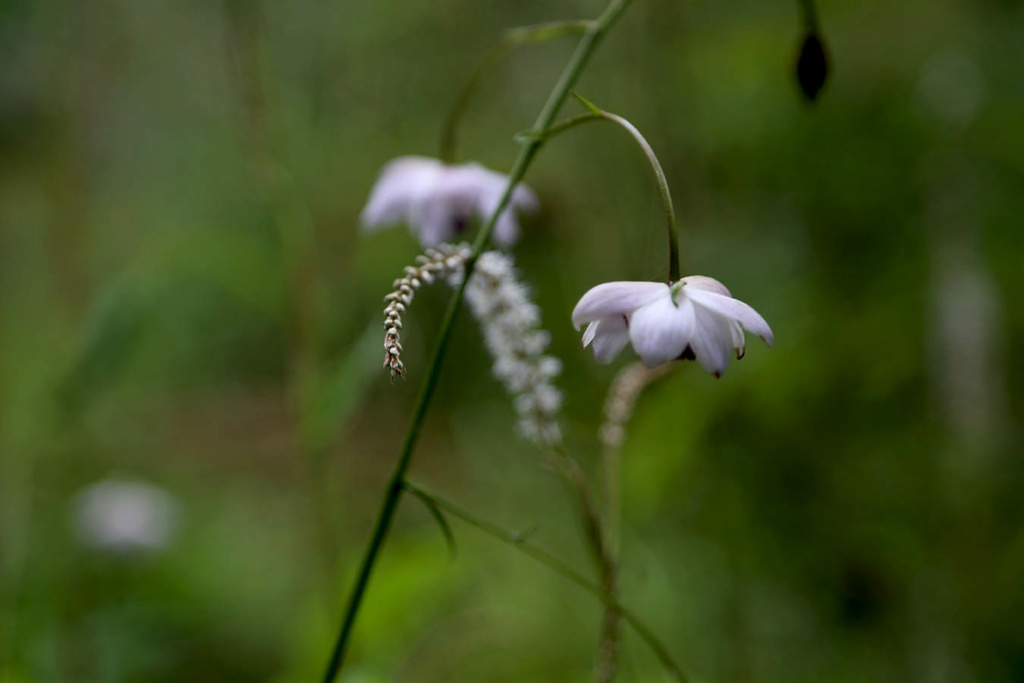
596, 362, 673, 682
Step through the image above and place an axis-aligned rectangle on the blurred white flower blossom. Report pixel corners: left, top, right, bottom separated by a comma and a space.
453, 251, 563, 447
572, 276, 773, 377
360, 156, 537, 248
600, 361, 672, 454
73, 479, 180, 555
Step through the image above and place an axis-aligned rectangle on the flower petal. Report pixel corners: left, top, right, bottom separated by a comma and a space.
582, 320, 600, 347
415, 195, 459, 246
730, 320, 746, 359
511, 182, 539, 214
591, 317, 630, 364
465, 161, 538, 215
572, 282, 668, 329
684, 287, 773, 346
628, 296, 694, 367
679, 275, 731, 297
492, 209, 521, 247
360, 156, 444, 229
689, 304, 735, 377
467, 164, 535, 248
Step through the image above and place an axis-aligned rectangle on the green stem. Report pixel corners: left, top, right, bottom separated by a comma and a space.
549, 445, 620, 681
402, 480, 688, 682
320, 2, 633, 681
440, 20, 593, 164
533, 101, 681, 281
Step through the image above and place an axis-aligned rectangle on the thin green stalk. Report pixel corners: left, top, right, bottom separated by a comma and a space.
402, 480, 688, 682
440, 20, 593, 164
596, 362, 673, 681
549, 444, 620, 681
533, 100, 681, 281
320, 2, 633, 680
548, 446, 607, 576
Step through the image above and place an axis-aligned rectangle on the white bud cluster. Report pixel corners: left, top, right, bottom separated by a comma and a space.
600, 362, 672, 453
453, 251, 564, 447
383, 243, 473, 380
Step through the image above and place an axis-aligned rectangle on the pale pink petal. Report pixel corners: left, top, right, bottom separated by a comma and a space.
689, 304, 735, 377
466, 164, 535, 248
415, 173, 482, 245
730, 320, 746, 359
511, 182, 539, 214
679, 275, 731, 297
582, 320, 600, 347
628, 296, 694, 367
360, 156, 444, 230
493, 210, 520, 247
572, 282, 668, 329
591, 317, 630, 364
415, 195, 458, 246
465, 162, 538, 213
489, 182, 535, 247
685, 287, 773, 346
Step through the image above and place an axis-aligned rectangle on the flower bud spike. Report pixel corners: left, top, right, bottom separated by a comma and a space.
381, 243, 473, 379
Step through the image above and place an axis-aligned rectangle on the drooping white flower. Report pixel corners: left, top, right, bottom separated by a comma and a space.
360, 156, 538, 248
572, 276, 773, 377
72, 478, 180, 555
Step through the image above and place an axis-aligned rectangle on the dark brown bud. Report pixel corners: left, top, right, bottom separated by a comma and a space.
796, 32, 829, 102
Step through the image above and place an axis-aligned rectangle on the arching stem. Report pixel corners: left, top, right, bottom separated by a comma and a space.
531, 97, 681, 282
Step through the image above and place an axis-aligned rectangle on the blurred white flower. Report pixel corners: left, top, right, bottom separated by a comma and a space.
73, 479, 180, 555
453, 251, 563, 447
359, 156, 537, 248
572, 276, 773, 376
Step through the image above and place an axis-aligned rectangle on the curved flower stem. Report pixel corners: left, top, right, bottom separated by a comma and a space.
530, 99, 681, 281
596, 362, 674, 681
440, 20, 593, 164
402, 480, 689, 682
320, 2, 633, 681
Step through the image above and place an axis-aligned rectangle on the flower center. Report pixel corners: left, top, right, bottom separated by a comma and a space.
451, 215, 470, 234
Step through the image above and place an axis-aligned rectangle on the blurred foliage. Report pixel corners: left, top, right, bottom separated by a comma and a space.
1, 0, 1023, 681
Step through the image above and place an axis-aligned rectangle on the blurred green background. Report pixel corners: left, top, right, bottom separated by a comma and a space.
2, 0, 1022, 681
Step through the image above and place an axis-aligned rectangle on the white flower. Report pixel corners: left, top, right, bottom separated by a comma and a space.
72, 479, 180, 555
360, 156, 538, 248
572, 276, 773, 377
